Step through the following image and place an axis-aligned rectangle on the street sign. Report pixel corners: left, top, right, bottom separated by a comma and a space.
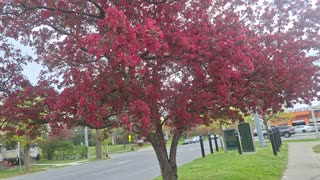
128, 135, 132, 143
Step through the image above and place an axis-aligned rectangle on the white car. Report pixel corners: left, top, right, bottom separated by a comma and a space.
293, 125, 314, 133
191, 136, 206, 143
209, 134, 220, 139
253, 128, 267, 137
183, 139, 193, 145
308, 123, 320, 131
192, 136, 200, 143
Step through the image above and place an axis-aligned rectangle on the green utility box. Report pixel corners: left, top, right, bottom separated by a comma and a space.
238, 123, 255, 152
223, 129, 238, 150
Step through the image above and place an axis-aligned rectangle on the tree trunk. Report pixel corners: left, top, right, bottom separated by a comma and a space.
24, 144, 30, 172
95, 129, 102, 159
148, 130, 180, 180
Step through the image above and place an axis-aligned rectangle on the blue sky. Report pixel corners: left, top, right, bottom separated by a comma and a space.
23, 62, 42, 85
7, 39, 42, 85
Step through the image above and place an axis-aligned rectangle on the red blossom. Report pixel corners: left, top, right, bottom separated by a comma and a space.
1, 1, 320, 178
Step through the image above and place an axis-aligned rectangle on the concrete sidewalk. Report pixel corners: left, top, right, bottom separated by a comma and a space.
32, 159, 90, 167
282, 141, 320, 180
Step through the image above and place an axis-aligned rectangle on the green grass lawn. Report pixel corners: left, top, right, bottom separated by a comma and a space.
283, 138, 320, 143
88, 143, 152, 157
0, 159, 89, 179
313, 144, 320, 153
155, 142, 288, 180
0, 165, 55, 179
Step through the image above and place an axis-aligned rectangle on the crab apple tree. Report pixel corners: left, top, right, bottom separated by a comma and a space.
1, 81, 58, 135
238, 0, 320, 115
0, 40, 31, 99
1, 0, 320, 179
0, 81, 57, 171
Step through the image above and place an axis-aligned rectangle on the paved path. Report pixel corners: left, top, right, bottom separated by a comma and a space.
33, 160, 90, 167
282, 141, 320, 180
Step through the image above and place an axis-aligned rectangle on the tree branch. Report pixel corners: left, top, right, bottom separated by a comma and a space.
88, 0, 105, 19
144, 0, 167, 4
34, 5, 101, 19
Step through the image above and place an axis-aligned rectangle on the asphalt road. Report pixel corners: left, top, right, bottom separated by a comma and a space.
6, 141, 220, 180
285, 132, 320, 140
253, 131, 320, 141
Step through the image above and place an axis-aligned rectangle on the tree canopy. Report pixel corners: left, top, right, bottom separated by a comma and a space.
1, 0, 320, 179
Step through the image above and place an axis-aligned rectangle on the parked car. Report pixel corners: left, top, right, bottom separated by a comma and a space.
192, 136, 200, 143
183, 139, 193, 145
253, 128, 268, 139
308, 123, 320, 131
191, 136, 206, 143
294, 125, 314, 133
254, 125, 295, 138
209, 134, 220, 139
277, 125, 295, 138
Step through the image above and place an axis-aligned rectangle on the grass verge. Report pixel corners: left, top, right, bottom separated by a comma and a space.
155, 142, 288, 180
88, 143, 152, 157
313, 144, 320, 154
0, 157, 90, 179
283, 138, 320, 143
0, 165, 55, 179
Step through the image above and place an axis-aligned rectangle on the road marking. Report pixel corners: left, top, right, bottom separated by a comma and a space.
115, 160, 130, 165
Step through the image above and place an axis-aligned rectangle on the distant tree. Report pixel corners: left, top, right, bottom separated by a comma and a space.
68, 127, 86, 146
258, 110, 295, 140
0, 82, 56, 171
94, 128, 112, 159
270, 112, 295, 126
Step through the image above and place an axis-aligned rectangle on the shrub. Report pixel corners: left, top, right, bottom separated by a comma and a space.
55, 141, 75, 160
75, 145, 88, 159
40, 138, 60, 160
40, 139, 88, 160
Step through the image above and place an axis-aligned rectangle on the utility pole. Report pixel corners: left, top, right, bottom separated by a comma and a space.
84, 126, 89, 158
310, 106, 320, 138
254, 112, 266, 147
17, 142, 22, 173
